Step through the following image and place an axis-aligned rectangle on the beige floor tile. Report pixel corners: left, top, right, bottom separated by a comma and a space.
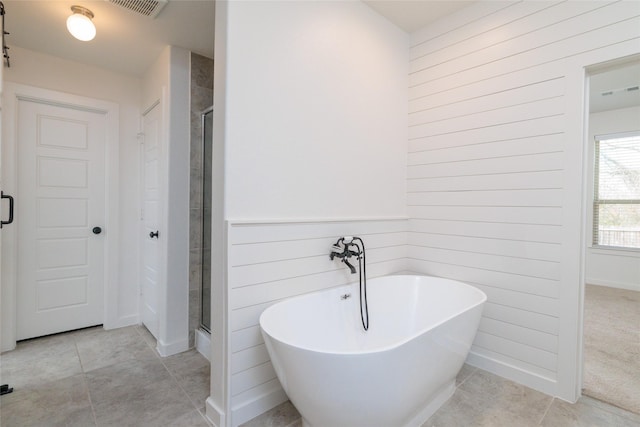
76, 326, 159, 372
424, 369, 552, 427
0, 374, 95, 427
163, 349, 211, 409
0, 334, 82, 389
86, 358, 195, 426
135, 324, 158, 350
170, 408, 214, 426
239, 401, 301, 427
455, 363, 477, 386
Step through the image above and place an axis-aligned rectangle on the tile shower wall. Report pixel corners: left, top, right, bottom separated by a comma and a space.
407, 0, 640, 397
189, 53, 214, 347
227, 219, 407, 426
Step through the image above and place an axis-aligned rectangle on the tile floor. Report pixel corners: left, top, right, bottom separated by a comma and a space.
2, 325, 639, 427
241, 364, 640, 427
0, 325, 211, 427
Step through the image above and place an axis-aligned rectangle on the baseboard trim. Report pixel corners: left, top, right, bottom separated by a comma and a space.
105, 314, 139, 330
196, 328, 211, 361
156, 336, 189, 357
205, 397, 226, 427
466, 350, 557, 397
231, 385, 288, 427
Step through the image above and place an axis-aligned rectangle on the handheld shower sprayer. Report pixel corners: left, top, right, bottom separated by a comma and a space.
329, 236, 369, 330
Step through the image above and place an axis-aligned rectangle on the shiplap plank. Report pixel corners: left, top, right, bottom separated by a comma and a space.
232, 302, 273, 332
409, 78, 565, 125
407, 189, 563, 208
410, 65, 564, 110
411, 1, 629, 86
469, 282, 559, 317
229, 219, 407, 244
408, 133, 563, 169
231, 258, 406, 310
230, 232, 405, 266
231, 362, 277, 397
408, 206, 562, 225
405, 258, 559, 299
231, 378, 282, 409
410, 1, 539, 59
408, 246, 560, 281
409, 97, 564, 140
482, 302, 558, 335
407, 152, 563, 179
411, 1, 599, 72
232, 325, 264, 353
411, 15, 640, 98
407, 170, 563, 192
407, 233, 561, 262
479, 317, 558, 353
408, 115, 565, 152
230, 245, 403, 289
473, 331, 557, 372
232, 344, 271, 375
408, 219, 562, 244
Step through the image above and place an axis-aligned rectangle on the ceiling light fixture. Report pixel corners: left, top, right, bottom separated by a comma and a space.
66, 5, 96, 41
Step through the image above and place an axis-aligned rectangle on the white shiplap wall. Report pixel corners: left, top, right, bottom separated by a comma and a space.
407, 0, 640, 398
227, 219, 407, 425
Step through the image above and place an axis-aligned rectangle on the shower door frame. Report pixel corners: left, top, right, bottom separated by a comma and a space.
200, 106, 214, 333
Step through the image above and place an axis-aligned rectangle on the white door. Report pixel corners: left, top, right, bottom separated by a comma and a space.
141, 103, 162, 339
16, 98, 106, 340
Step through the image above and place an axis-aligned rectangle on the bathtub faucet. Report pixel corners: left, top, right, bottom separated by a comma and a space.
329, 236, 361, 274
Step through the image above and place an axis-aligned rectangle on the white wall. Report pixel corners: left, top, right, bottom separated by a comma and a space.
141, 46, 191, 356
224, 0, 408, 220
3, 46, 142, 326
407, 1, 640, 401
210, 1, 409, 425
585, 106, 640, 291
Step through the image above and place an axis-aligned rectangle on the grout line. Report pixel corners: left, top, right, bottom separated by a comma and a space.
538, 397, 556, 425
75, 342, 99, 427
455, 365, 478, 389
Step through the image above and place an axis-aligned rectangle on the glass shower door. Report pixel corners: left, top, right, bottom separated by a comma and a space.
201, 108, 213, 332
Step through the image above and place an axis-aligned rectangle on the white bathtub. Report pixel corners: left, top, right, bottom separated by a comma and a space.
259, 274, 486, 427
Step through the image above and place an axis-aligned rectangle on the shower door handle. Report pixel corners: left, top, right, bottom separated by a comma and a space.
1, 191, 14, 229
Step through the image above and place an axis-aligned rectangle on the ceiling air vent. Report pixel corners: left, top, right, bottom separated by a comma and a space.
108, 0, 168, 18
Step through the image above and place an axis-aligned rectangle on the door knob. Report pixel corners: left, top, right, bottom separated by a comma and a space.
92, 226, 102, 235
149, 230, 159, 239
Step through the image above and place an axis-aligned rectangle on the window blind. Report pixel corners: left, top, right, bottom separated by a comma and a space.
593, 132, 640, 249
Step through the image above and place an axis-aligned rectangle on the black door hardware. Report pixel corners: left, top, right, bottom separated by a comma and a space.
92, 226, 102, 235
149, 230, 159, 239
1, 191, 14, 229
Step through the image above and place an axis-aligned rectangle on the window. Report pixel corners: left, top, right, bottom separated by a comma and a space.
593, 132, 640, 249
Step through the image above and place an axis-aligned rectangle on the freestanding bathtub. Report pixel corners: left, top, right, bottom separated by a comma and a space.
259, 274, 486, 427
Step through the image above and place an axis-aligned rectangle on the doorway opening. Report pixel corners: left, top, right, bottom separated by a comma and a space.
582, 57, 640, 415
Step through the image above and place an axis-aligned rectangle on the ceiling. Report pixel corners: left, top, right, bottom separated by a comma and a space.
363, 0, 473, 33
589, 61, 640, 114
2, 0, 215, 76
3, 0, 638, 113
2, 0, 476, 77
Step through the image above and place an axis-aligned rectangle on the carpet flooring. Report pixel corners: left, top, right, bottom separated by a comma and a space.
583, 284, 640, 415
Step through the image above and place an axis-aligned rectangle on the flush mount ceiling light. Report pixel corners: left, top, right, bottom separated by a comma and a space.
66, 5, 96, 41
